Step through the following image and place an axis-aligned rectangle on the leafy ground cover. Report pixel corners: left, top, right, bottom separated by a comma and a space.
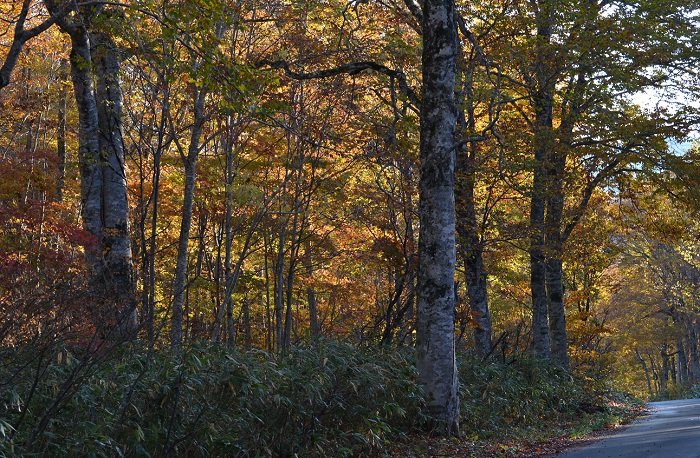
0, 341, 642, 457
390, 395, 645, 457
388, 357, 644, 457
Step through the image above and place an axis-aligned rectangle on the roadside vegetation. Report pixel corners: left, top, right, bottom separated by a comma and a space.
0, 340, 641, 457
650, 384, 700, 402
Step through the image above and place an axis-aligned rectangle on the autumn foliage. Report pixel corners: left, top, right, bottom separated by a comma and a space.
0, 0, 699, 454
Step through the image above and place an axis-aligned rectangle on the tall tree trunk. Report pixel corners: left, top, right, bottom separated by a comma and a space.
529, 0, 555, 360
397, 201, 417, 347
243, 293, 252, 350
226, 283, 236, 348
171, 157, 196, 349
212, 233, 224, 344
455, 64, 491, 358
214, 210, 271, 346
65, 24, 104, 291
545, 256, 568, 366
545, 217, 569, 366
660, 344, 670, 392
677, 336, 689, 385
686, 320, 700, 383
213, 191, 278, 346
530, 183, 549, 358
415, 0, 460, 436
460, 227, 491, 357
137, 141, 149, 343
188, 211, 207, 341
49, 0, 139, 338
274, 227, 286, 350
544, 89, 573, 367
170, 87, 206, 349
264, 233, 273, 352
648, 354, 659, 396
92, 31, 137, 336
635, 348, 654, 399
282, 210, 302, 349
55, 58, 67, 203
223, 130, 236, 349
304, 242, 319, 338
146, 105, 166, 344
380, 270, 410, 345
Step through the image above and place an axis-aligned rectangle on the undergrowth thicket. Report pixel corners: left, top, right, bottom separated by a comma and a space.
652, 383, 700, 401
0, 341, 637, 457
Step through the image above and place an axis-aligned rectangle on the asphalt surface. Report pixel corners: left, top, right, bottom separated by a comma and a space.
550, 399, 700, 457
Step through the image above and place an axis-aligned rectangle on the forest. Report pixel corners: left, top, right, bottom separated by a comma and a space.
1, 0, 700, 456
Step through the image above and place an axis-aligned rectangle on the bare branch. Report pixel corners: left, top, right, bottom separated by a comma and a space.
257, 59, 421, 112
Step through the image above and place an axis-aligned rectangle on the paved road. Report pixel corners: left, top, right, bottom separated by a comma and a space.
550, 399, 700, 457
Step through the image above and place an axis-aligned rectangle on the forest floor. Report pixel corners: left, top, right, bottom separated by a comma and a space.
389, 402, 647, 457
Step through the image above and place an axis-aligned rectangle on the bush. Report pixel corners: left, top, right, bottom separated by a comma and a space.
0, 343, 636, 457
458, 354, 597, 439
653, 383, 700, 401
0, 340, 426, 457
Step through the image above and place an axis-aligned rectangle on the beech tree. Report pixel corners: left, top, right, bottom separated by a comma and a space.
453, 9, 504, 357
495, 0, 700, 366
414, 0, 460, 435
0, 1, 137, 336
45, 1, 137, 336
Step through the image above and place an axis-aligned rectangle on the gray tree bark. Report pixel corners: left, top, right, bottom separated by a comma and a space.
274, 226, 286, 350
92, 31, 137, 336
282, 176, 304, 350
304, 242, 319, 338
170, 87, 206, 349
223, 128, 236, 349
545, 256, 568, 366
530, 132, 550, 359
455, 63, 491, 358
64, 23, 104, 284
543, 93, 569, 367
55, 58, 67, 203
242, 293, 252, 350
169, 19, 229, 349
545, 156, 569, 365
686, 320, 700, 383
677, 337, 689, 385
635, 348, 654, 399
529, 0, 555, 360
660, 344, 670, 392
415, 0, 460, 436
145, 103, 167, 345
46, 2, 138, 338
456, 169, 491, 357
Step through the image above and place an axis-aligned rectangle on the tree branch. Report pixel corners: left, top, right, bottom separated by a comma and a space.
0, 0, 63, 89
562, 158, 620, 243
402, 0, 423, 24
257, 59, 421, 112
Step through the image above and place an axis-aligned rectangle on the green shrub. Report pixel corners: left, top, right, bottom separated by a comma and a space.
0, 341, 426, 457
654, 383, 700, 401
458, 354, 595, 439
0, 344, 636, 457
